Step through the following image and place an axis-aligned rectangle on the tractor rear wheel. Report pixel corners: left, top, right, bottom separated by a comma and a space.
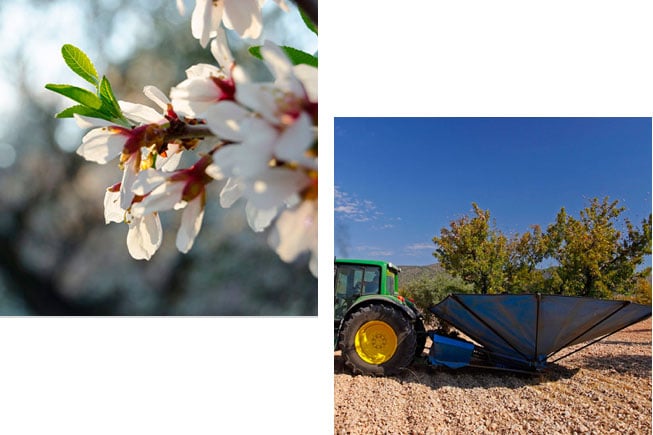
414, 317, 427, 357
339, 303, 417, 376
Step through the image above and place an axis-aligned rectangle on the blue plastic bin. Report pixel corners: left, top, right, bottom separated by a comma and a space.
428, 333, 474, 369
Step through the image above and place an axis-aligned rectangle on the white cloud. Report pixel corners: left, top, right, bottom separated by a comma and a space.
335, 186, 404, 228
353, 245, 394, 258
403, 242, 435, 256
334, 186, 378, 223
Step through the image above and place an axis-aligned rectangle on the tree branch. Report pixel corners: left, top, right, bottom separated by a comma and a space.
164, 124, 215, 142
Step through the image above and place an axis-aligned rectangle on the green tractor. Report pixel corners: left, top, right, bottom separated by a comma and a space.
334, 258, 427, 375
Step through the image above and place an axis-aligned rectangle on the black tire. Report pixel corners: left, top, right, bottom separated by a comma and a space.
414, 317, 427, 357
339, 303, 417, 376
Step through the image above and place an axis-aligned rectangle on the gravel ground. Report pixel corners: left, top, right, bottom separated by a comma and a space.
334, 318, 652, 434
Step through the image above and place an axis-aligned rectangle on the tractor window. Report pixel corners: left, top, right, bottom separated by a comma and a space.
335, 265, 366, 321
386, 272, 396, 295
362, 268, 381, 295
334, 264, 382, 299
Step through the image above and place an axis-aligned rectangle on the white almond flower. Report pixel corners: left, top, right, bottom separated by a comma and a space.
131, 156, 213, 253
103, 188, 163, 260
191, 0, 262, 47
190, 0, 289, 47
75, 86, 180, 209
170, 62, 245, 117
204, 42, 317, 173
235, 41, 317, 126
205, 111, 308, 179
207, 159, 310, 232
74, 91, 169, 166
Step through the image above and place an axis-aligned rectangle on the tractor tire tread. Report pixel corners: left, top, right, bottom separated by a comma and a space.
339, 303, 417, 376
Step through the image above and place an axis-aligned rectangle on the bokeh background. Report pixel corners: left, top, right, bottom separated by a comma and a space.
0, 0, 318, 315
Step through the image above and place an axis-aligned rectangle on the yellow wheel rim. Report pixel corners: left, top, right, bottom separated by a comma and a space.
354, 320, 398, 364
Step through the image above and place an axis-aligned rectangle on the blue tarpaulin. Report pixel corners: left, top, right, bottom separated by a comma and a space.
430, 294, 651, 370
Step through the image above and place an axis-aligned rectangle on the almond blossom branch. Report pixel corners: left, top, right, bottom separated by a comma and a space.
163, 123, 215, 141
50, 1, 318, 277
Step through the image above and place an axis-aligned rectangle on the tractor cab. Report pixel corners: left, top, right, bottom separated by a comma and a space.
334, 259, 401, 328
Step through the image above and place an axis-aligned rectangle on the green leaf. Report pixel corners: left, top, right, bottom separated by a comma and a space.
61, 44, 99, 86
98, 75, 123, 118
281, 46, 318, 67
249, 46, 318, 68
299, 9, 317, 35
55, 104, 113, 121
248, 46, 262, 59
45, 83, 103, 109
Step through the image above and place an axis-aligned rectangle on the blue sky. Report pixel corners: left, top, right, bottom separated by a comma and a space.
334, 117, 652, 266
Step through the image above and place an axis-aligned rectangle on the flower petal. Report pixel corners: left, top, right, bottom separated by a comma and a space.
223, 0, 262, 39
245, 201, 277, 232
132, 168, 168, 196
309, 251, 317, 277
204, 101, 251, 141
104, 189, 123, 224
170, 77, 223, 117
210, 27, 234, 68
192, 0, 223, 48
293, 64, 317, 102
156, 149, 183, 172
184, 63, 223, 79
176, 194, 205, 253
143, 85, 170, 111
176, 0, 185, 16
245, 168, 310, 210
76, 127, 126, 164
219, 177, 244, 208
235, 83, 278, 124
274, 112, 315, 167
273, 0, 289, 12
73, 114, 114, 129
119, 101, 163, 124
268, 199, 317, 265
120, 153, 140, 209
127, 213, 163, 260
131, 181, 185, 216
260, 40, 303, 95
211, 135, 272, 179
205, 163, 226, 181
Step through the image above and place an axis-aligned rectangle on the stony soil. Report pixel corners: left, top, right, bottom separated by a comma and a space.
334, 318, 652, 434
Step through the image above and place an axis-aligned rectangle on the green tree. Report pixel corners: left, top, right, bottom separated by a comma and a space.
545, 197, 652, 298
631, 273, 652, 304
432, 198, 651, 299
433, 203, 509, 294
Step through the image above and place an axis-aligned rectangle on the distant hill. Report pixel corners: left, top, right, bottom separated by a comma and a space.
397, 263, 445, 288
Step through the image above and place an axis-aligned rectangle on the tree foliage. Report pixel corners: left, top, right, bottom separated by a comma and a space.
400, 272, 473, 323
432, 198, 652, 299
504, 224, 549, 293
546, 197, 651, 297
432, 203, 508, 294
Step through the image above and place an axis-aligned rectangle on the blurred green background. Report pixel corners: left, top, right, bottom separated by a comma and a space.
0, 0, 318, 315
